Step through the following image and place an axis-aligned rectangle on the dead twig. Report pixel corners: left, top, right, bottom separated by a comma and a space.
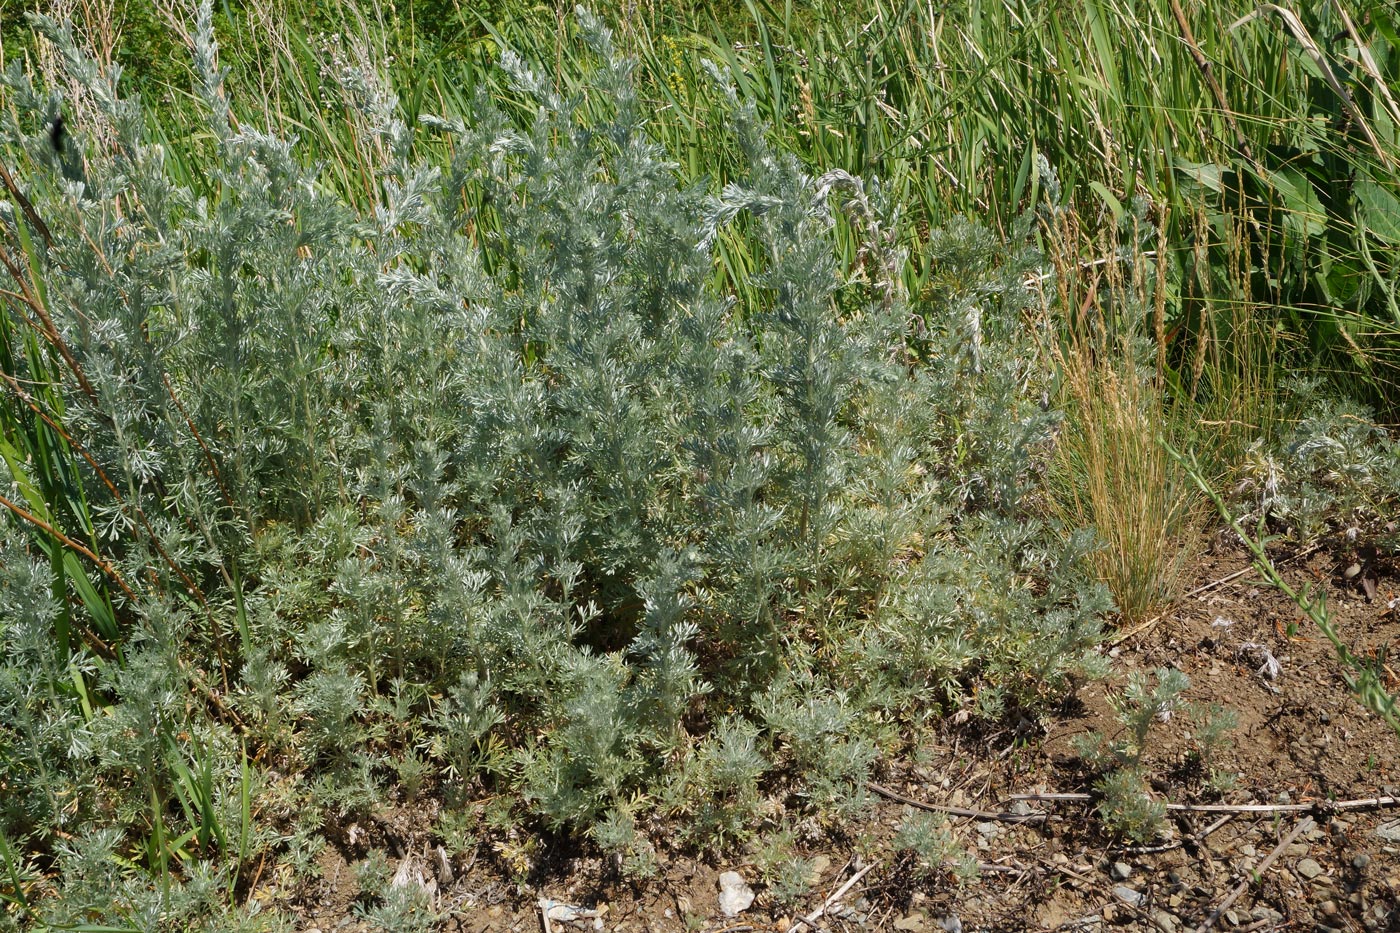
1112, 544, 1322, 645
788, 861, 877, 933
0, 490, 135, 600
1008, 792, 1400, 816
1195, 816, 1313, 933
1168, 0, 1265, 180
868, 782, 1046, 824
0, 157, 53, 248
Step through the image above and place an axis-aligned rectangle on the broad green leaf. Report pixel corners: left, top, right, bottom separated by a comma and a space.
1355, 177, 1400, 245
1174, 159, 1227, 193
1089, 181, 1124, 222
1269, 166, 1326, 239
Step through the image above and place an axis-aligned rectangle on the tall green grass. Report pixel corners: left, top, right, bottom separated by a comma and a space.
209, 0, 1400, 412
26, 0, 1392, 418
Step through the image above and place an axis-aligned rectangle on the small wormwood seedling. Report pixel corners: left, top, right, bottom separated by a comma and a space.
1073, 667, 1237, 841
893, 808, 978, 884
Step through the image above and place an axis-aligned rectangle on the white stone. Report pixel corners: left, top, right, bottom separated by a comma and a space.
718, 871, 755, 917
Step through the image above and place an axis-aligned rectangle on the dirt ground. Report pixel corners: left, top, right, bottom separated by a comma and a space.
286, 539, 1400, 933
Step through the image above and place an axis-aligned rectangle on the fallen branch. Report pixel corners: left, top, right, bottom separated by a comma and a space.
1195, 816, 1313, 933
1009, 791, 1400, 816
788, 861, 877, 933
1112, 544, 1322, 645
0, 156, 54, 248
868, 782, 1046, 824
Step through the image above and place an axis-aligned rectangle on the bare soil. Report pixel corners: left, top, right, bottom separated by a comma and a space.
286, 539, 1400, 933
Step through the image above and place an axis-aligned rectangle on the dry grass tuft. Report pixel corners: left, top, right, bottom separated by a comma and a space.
1043, 210, 1202, 625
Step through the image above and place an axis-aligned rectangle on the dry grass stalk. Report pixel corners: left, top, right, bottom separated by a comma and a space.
1045, 211, 1200, 625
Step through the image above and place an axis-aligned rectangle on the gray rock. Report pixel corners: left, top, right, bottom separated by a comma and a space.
1150, 909, 1178, 932
718, 871, 754, 917
1113, 885, 1146, 908
1110, 862, 1132, 881
1374, 820, 1400, 844
1352, 853, 1372, 870
938, 915, 963, 933
1297, 858, 1325, 880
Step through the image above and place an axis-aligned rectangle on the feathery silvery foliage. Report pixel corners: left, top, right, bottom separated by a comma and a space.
0, 4, 1110, 921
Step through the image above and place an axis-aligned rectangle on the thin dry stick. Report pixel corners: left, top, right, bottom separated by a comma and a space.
1195, 816, 1313, 933
1, 369, 212, 609
789, 861, 877, 933
0, 157, 54, 248
1330, 0, 1400, 130
868, 781, 1046, 824
1195, 814, 1234, 843
0, 238, 102, 408
0, 490, 136, 600
160, 372, 239, 516
1168, 0, 1264, 177
1009, 791, 1400, 815
1112, 543, 1323, 644
1115, 810, 1229, 853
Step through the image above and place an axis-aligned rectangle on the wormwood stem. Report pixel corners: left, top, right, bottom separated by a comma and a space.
0, 489, 135, 600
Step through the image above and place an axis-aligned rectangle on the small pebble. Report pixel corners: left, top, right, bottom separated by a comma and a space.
1113, 885, 1145, 908
1111, 862, 1132, 881
1151, 909, 1178, 932
1297, 858, 1324, 880
1352, 853, 1372, 870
